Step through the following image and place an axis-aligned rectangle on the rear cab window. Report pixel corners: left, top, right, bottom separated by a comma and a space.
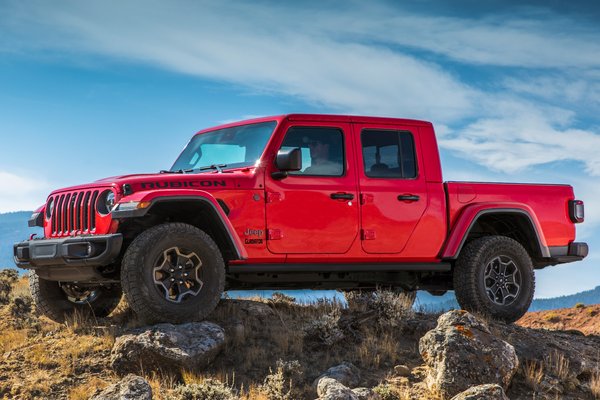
360, 130, 417, 178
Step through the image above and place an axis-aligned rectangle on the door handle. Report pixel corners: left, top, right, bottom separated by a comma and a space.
331, 193, 355, 200
397, 194, 420, 202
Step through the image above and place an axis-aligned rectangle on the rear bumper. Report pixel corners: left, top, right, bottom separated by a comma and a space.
547, 242, 589, 265
14, 234, 123, 269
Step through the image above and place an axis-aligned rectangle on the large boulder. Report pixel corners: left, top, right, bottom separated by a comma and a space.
450, 384, 509, 400
110, 321, 225, 375
316, 377, 359, 400
314, 362, 361, 389
419, 310, 519, 398
89, 374, 152, 400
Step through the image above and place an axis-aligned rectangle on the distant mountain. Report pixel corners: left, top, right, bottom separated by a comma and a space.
0, 211, 41, 269
0, 212, 598, 311
414, 286, 600, 313
529, 286, 600, 311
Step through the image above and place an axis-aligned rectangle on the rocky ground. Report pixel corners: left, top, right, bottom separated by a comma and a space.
1, 270, 600, 399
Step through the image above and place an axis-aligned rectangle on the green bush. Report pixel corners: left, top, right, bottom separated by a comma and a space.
172, 379, 237, 400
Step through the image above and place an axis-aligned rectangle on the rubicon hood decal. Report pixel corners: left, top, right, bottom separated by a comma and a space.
139, 180, 227, 189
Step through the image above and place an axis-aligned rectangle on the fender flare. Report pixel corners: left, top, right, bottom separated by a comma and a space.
441, 203, 550, 259
112, 191, 247, 260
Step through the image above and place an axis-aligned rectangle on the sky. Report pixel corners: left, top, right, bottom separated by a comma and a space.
0, 0, 598, 297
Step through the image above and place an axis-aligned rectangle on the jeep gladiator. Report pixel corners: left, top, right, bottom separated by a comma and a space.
14, 114, 588, 323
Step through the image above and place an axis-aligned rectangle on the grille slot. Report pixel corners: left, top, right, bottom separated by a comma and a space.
90, 191, 99, 231
62, 193, 71, 234
50, 189, 102, 236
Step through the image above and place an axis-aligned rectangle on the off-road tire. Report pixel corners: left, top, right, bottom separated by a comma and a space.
121, 222, 225, 324
29, 272, 122, 323
454, 235, 535, 323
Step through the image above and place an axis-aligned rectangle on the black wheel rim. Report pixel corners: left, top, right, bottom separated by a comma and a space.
152, 246, 204, 303
484, 255, 521, 306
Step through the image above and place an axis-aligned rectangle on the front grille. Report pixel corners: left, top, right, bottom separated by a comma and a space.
50, 189, 100, 235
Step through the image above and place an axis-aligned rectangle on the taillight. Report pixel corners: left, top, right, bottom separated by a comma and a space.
569, 200, 584, 223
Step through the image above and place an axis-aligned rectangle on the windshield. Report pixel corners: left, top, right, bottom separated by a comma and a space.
171, 121, 277, 172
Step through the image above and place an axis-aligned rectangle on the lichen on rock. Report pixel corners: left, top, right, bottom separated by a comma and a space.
419, 310, 519, 398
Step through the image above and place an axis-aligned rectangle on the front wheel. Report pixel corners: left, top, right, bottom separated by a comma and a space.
121, 223, 225, 324
453, 236, 535, 323
29, 272, 122, 323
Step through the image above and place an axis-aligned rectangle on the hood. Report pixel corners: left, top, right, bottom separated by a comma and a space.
49, 167, 260, 197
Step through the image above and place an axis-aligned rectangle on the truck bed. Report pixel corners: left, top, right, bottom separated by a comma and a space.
445, 181, 576, 247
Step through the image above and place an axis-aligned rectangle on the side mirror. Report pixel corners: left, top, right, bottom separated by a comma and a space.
272, 147, 302, 179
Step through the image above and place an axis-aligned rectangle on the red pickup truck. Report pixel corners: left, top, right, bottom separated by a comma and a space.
14, 114, 587, 323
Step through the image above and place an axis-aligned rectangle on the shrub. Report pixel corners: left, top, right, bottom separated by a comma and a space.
0, 269, 19, 305
260, 360, 302, 400
575, 302, 585, 309
373, 383, 401, 400
544, 313, 560, 323
270, 292, 296, 305
303, 307, 344, 346
9, 295, 39, 329
346, 289, 414, 328
172, 379, 237, 400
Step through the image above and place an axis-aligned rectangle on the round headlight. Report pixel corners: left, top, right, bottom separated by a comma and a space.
46, 198, 54, 220
98, 190, 116, 215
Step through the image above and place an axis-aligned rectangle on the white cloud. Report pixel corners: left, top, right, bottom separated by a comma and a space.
0, 0, 598, 201
503, 74, 600, 108
0, 171, 51, 212
439, 98, 600, 176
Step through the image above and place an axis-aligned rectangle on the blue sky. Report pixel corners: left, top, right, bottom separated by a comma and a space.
0, 0, 598, 297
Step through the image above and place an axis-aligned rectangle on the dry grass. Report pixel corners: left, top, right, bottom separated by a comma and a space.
0, 328, 28, 353
68, 377, 111, 400
591, 372, 600, 399
544, 351, 570, 381
7, 275, 585, 399
523, 360, 544, 390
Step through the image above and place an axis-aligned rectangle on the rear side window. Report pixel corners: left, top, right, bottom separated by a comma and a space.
361, 130, 417, 178
279, 126, 345, 176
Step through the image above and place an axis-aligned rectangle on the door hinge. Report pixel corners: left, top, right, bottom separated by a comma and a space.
361, 229, 376, 240
360, 193, 374, 205
266, 192, 282, 203
268, 229, 283, 240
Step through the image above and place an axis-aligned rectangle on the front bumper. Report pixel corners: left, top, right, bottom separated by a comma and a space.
14, 234, 123, 281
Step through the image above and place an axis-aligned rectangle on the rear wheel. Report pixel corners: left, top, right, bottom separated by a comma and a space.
29, 272, 122, 323
453, 236, 534, 323
121, 223, 225, 324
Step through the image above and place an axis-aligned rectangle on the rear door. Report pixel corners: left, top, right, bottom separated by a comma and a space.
355, 123, 428, 254
265, 121, 359, 254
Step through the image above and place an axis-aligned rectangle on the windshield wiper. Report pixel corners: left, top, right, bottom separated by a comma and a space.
195, 164, 228, 173
159, 169, 194, 174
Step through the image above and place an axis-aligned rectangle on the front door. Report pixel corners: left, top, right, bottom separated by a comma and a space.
355, 123, 428, 254
265, 122, 359, 254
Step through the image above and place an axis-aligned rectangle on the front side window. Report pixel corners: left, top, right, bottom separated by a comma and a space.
361, 130, 417, 178
279, 126, 345, 176
171, 121, 277, 172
